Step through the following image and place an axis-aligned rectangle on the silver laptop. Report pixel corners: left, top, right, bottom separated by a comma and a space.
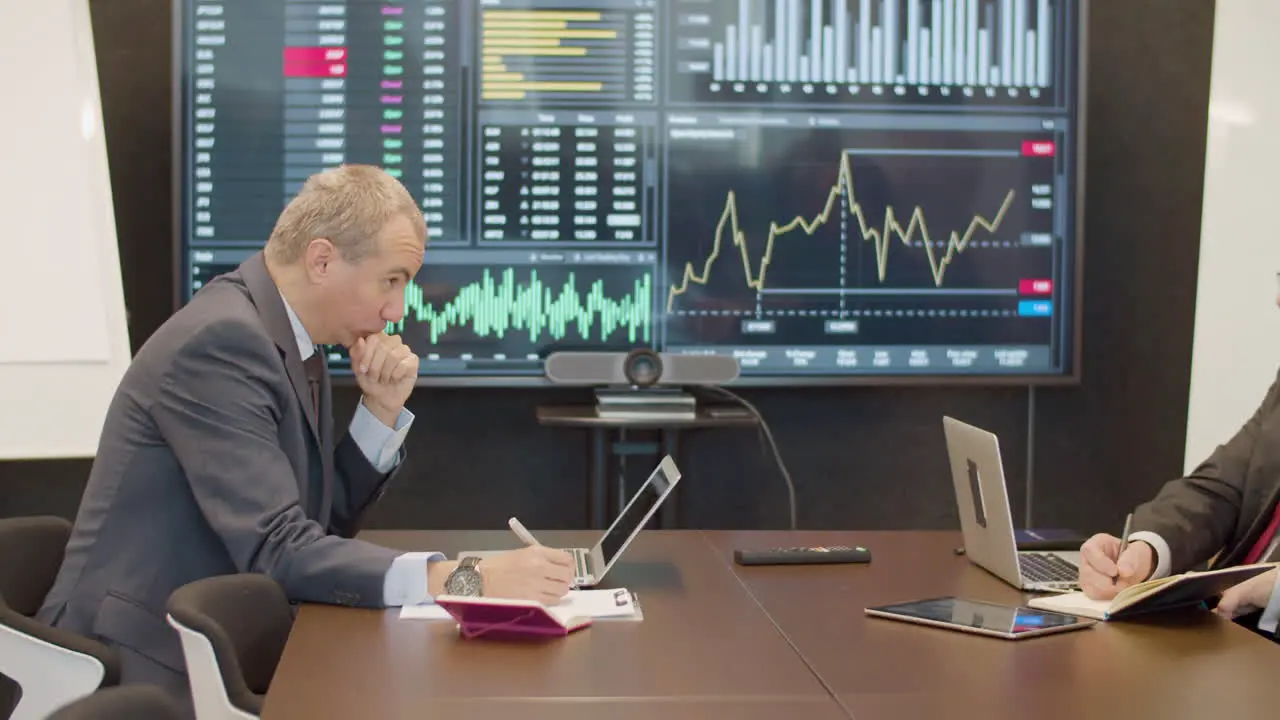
459, 455, 682, 587
942, 416, 1080, 592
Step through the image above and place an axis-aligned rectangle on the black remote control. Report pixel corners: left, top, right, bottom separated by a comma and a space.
733, 545, 871, 566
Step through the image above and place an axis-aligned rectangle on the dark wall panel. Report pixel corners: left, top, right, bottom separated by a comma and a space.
0, 0, 1216, 539
1034, 0, 1215, 535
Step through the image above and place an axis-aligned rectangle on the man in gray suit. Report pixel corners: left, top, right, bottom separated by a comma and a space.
1076, 363, 1280, 639
37, 165, 575, 698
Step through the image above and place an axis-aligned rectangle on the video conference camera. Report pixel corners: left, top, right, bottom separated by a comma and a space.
544, 349, 740, 388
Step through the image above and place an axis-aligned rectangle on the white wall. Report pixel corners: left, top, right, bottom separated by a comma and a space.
0, 0, 131, 459
1183, 1, 1280, 471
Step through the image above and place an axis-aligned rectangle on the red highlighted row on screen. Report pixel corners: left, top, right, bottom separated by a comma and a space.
1019, 279, 1053, 295
284, 47, 347, 78
1022, 140, 1055, 157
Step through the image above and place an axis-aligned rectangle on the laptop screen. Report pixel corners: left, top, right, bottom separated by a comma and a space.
598, 462, 675, 566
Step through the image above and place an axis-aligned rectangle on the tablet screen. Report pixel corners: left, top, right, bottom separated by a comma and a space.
868, 596, 1089, 635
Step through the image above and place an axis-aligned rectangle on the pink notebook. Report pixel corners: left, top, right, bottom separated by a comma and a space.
434, 595, 593, 640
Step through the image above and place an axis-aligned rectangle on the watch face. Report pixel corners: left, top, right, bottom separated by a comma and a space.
446, 568, 482, 596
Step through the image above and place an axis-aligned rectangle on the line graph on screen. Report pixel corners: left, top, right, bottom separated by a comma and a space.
666, 150, 1022, 313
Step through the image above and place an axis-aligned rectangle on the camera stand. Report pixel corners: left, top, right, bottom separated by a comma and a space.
539, 349, 749, 528
535, 401, 757, 529
593, 385, 696, 422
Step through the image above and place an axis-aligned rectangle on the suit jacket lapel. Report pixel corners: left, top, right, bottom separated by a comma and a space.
238, 252, 321, 441
1234, 486, 1280, 566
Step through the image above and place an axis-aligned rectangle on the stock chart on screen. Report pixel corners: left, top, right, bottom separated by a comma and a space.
176, 0, 1084, 384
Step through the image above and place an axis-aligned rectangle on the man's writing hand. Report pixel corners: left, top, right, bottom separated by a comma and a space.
1079, 533, 1153, 600
480, 545, 575, 605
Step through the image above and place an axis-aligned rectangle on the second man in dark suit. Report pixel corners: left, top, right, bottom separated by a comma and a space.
1076, 363, 1280, 638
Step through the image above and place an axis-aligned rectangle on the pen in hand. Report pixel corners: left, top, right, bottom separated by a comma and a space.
1114, 512, 1133, 585
508, 517, 540, 547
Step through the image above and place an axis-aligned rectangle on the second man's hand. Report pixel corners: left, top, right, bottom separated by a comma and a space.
1078, 533, 1154, 600
349, 332, 418, 427
1215, 568, 1280, 619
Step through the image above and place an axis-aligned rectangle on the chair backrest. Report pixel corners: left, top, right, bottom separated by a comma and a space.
0, 516, 120, 720
165, 573, 293, 719
0, 515, 70, 616
47, 685, 185, 720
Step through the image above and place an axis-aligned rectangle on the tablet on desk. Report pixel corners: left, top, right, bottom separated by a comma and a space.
865, 596, 1097, 640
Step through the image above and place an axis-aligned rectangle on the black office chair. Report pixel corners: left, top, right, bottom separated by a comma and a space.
165, 574, 293, 719
47, 685, 185, 720
0, 516, 120, 720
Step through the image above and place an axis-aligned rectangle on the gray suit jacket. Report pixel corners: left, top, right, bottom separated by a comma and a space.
1133, 366, 1280, 574
38, 251, 403, 678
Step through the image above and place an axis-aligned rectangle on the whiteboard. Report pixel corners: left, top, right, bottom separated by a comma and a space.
0, 0, 132, 458
1184, 1, 1280, 471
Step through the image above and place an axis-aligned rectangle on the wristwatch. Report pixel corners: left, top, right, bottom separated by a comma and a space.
443, 557, 484, 596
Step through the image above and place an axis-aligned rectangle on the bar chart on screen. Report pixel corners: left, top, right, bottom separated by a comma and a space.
479, 2, 656, 105
669, 0, 1069, 108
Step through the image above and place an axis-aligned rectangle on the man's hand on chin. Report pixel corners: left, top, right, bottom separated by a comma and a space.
348, 332, 419, 427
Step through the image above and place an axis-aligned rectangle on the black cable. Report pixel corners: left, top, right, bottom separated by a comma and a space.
692, 385, 797, 531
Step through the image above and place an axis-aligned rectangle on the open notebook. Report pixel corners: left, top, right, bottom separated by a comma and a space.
1027, 562, 1277, 620
400, 588, 642, 624
431, 596, 592, 639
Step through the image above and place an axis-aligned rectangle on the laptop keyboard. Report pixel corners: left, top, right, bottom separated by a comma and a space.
571, 548, 590, 579
1019, 553, 1078, 584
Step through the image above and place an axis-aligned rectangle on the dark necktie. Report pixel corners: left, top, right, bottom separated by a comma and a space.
303, 351, 324, 417
302, 348, 333, 524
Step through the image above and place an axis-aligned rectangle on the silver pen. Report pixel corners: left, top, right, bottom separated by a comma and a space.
1114, 512, 1134, 584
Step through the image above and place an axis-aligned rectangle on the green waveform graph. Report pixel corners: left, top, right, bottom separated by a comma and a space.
390, 267, 653, 344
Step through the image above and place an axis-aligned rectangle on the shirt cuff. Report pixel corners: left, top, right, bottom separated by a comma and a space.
383, 551, 445, 606
348, 399, 414, 473
1127, 531, 1172, 579
1256, 572, 1280, 635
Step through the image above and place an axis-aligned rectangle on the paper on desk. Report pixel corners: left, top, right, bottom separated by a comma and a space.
399, 588, 643, 622
552, 588, 642, 622
399, 603, 452, 620
1026, 591, 1112, 620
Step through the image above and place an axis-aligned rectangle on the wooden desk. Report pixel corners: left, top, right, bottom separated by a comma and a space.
261, 530, 837, 720
706, 530, 1280, 720
263, 529, 1279, 720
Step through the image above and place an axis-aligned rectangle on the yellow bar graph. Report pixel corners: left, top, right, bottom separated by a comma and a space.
482, 20, 569, 30
478, 8, 624, 102
481, 37, 564, 47
482, 81, 603, 93
483, 29, 618, 39
482, 47, 588, 57
482, 10, 602, 21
